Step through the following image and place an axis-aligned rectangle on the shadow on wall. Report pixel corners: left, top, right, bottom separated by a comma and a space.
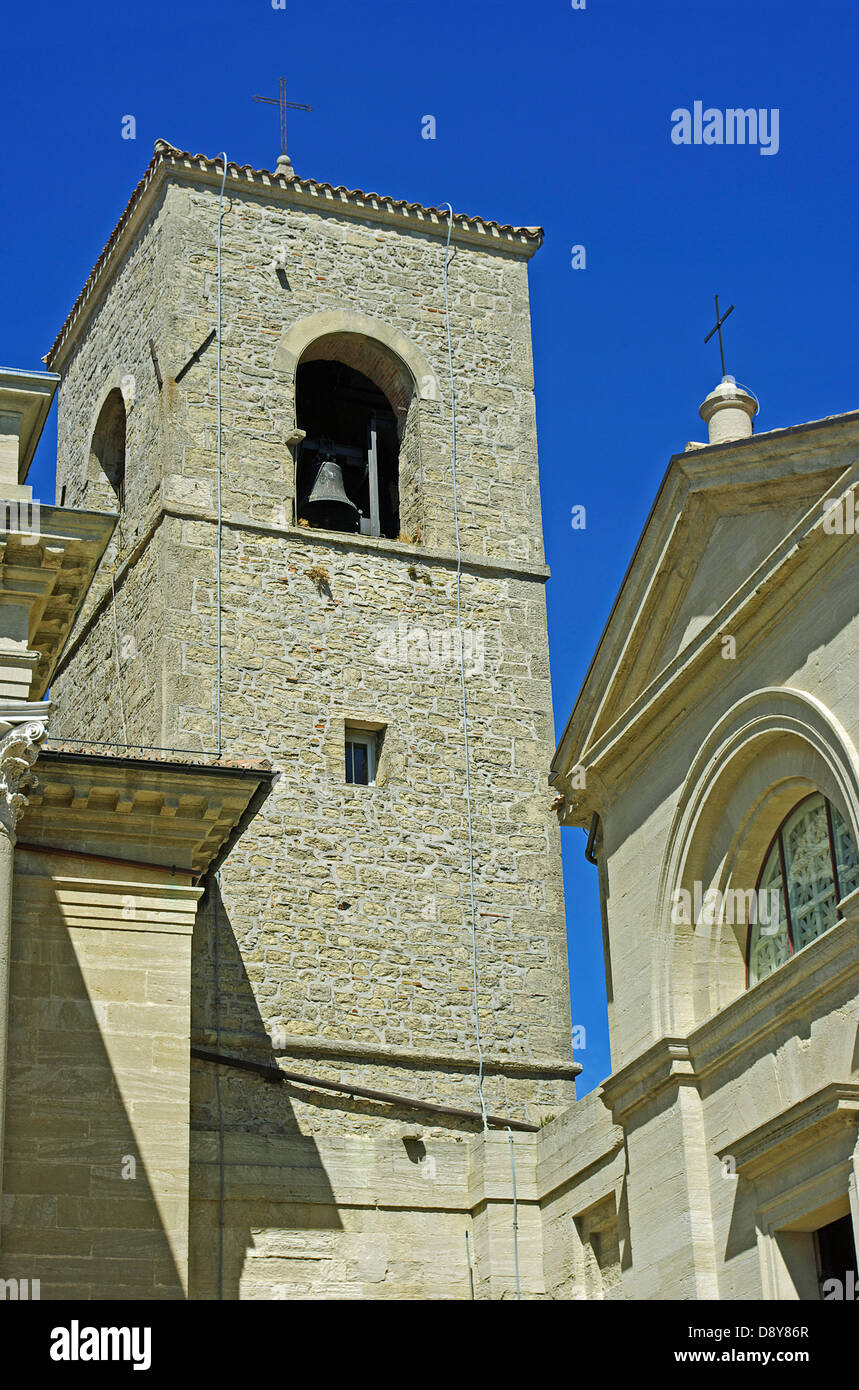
721, 1006, 859, 1277
189, 878, 342, 1301
722, 1175, 761, 1266
2, 863, 183, 1299
188, 878, 493, 1299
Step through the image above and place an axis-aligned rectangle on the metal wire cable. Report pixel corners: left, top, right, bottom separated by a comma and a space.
465, 1228, 475, 1299
441, 204, 488, 1131
214, 155, 228, 1296
502, 1073, 523, 1299
109, 508, 129, 747
734, 379, 761, 415
44, 737, 222, 756
507, 1127, 522, 1300
109, 570, 129, 747
213, 870, 225, 1300
215, 153, 228, 757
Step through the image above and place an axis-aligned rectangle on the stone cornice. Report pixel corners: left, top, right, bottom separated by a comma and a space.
196, 1022, 580, 1080
17, 749, 274, 876
51, 500, 550, 690
716, 1082, 859, 1179
0, 367, 61, 481
600, 1036, 696, 1125
677, 408, 859, 471
600, 899, 859, 1127
0, 506, 117, 701
687, 898, 859, 1083
273, 516, 549, 580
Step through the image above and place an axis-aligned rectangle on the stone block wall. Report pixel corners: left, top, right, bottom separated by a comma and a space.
1, 848, 198, 1298
47, 161, 575, 1133
49, 532, 166, 751
155, 177, 545, 566
189, 1127, 544, 1301
177, 518, 572, 1125
536, 1090, 627, 1300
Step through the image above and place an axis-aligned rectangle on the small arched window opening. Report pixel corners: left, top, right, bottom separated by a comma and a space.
90, 389, 126, 506
295, 357, 402, 540
747, 792, 859, 987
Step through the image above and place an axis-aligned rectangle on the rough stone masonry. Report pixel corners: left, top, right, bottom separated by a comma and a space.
46, 145, 577, 1152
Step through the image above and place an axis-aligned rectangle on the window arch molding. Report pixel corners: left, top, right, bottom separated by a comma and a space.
274, 311, 439, 403
653, 687, 859, 1036
275, 314, 440, 542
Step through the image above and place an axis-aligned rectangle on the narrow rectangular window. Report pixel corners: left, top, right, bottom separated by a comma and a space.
345, 729, 377, 786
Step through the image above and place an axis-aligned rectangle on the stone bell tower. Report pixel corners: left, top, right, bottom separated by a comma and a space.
44, 141, 576, 1297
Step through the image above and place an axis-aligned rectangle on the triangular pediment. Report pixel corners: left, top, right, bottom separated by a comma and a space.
609, 480, 828, 723
554, 411, 859, 778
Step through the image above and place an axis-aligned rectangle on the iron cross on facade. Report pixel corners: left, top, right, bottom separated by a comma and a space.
704, 293, 735, 380
253, 77, 313, 160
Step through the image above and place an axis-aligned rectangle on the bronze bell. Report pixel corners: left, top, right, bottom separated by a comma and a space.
303, 457, 359, 531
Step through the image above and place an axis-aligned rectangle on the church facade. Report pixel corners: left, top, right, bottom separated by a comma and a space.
549, 384, 859, 1299
0, 144, 856, 1299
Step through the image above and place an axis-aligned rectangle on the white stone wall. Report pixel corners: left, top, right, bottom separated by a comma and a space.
1, 849, 198, 1299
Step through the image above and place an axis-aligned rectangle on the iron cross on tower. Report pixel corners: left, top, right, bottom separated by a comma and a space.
253, 77, 313, 167
704, 293, 735, 380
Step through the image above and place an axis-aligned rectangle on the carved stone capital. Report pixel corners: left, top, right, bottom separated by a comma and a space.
0, 720, 46, 839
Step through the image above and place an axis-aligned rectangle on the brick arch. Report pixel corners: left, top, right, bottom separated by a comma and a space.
298, 333, 413, 416
274, 312, 439, 404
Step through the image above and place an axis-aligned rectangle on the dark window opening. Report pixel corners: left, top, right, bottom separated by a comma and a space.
815, 1214, 856, 1297
90, 389, 127, 505
345, 729, 377, 786
296, 361, 400, 538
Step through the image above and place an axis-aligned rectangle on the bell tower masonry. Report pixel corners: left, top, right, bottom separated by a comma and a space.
43, 141, 576, 1293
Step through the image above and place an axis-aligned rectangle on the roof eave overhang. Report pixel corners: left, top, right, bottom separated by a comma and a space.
0, 504, 118, 699
0, 367, 62, 480
44, 144, 544, 373
21, 748, 276, 879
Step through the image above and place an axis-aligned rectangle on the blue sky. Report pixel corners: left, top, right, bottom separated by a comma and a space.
2, 0, 856, 1095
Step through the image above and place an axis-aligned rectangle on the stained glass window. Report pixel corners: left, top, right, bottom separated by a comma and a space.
747, 793, 859, 987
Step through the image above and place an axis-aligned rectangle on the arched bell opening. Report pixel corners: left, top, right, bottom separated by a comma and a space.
89, 388, 127, 508
295, 360, 401, 538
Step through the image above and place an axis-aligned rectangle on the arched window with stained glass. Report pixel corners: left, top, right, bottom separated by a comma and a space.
747, 793, 859, 987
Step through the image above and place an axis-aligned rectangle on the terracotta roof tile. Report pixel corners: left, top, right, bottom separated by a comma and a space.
44, 738, 273, 775
44, 141, 544, 367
